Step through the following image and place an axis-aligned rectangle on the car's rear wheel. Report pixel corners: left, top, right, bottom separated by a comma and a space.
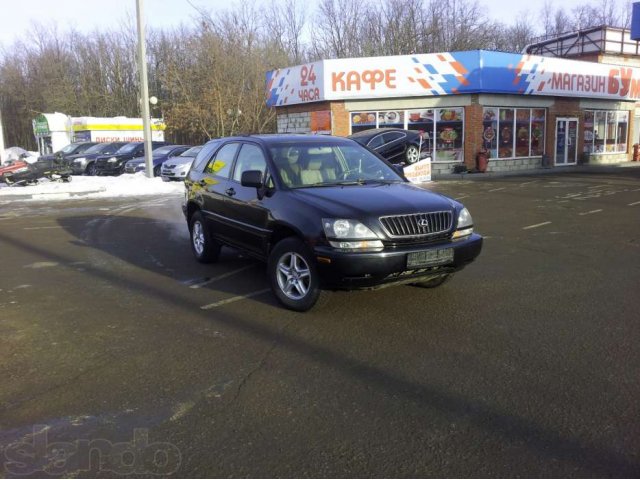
268, 238, 321, 312
406, 145, 420, 164
410, 274, 452, 288
189, 211, 220, 263
85, 162, 96, 176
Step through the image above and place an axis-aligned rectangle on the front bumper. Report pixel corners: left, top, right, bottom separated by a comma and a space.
124, 165, 145, 174
161, 166, 189, 180
313, 233, 483, 290
95, 164, 125, 175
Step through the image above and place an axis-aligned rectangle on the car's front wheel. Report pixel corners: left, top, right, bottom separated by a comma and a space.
268, 238, 321, 312
405, 145, 420, 164
85, 162, 97, 176
410, 274, 452, 288
189, 211, 221, 263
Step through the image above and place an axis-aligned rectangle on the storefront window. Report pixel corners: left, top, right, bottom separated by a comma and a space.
498, 109, 514, 158
349, 108, 464, 162
583, 111, 594, 154
435, 108, 463, 161
515, 109, 530, 157
584, 110, 628, 154
606, 111, 617, 152
482, 108, 498, 158
593, 111, 606, 153
483, 107, 546, 158
351, 111, 377, 133
617, 111, 629, 152
407, 109, 434, 157
531, 109, 545, 156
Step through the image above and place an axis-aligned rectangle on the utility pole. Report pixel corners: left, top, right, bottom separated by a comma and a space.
136, 0, 154, 178
0, 108, 5, 163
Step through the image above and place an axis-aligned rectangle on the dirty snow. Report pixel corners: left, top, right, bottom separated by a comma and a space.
0, 172, 185, 200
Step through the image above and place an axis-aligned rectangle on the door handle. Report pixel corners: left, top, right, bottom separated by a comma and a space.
225, 188, 236, 196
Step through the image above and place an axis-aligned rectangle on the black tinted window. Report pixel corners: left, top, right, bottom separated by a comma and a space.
232, 144, 267, 182
383, 132, 405, 142
367, 134, 385, 149
191, 141, 220, 172
205, 143, 238, 178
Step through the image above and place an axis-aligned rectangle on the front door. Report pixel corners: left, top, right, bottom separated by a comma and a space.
555, 118, 578, 166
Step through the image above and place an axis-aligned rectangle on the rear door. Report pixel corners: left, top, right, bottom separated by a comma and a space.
223, 142, 272, 255
381, 131, 407, 162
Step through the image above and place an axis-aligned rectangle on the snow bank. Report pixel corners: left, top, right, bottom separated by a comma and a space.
3, 147, 39, 164
0, 173, 185, 200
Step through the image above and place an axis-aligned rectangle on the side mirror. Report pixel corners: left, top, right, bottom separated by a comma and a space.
241, 170, 264, 188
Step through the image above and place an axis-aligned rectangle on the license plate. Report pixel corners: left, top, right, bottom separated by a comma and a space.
407, 248, 454, 268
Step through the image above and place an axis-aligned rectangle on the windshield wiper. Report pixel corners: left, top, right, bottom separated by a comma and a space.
336, 179, 398, 186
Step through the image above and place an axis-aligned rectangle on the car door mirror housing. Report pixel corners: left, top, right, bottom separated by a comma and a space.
241, 170, 264, 188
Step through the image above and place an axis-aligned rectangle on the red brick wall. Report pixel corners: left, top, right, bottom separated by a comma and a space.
464, 101, 484, 169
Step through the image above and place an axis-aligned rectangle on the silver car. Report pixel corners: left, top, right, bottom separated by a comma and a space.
161, 145, 202, 181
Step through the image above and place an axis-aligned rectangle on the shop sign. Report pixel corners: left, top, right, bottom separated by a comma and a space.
33, 114, 50, 136
266, 50, 640, 107
403, 158, 432, 184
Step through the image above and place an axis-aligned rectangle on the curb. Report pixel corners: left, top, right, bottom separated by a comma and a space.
0, 189, 107, 201
433, 162, 640, 181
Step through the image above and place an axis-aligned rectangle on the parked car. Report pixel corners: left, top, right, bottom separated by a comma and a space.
160, 145, 203, 181
183, 135, 482, 311
124, 145, 191, 176
348, 128, 425, 164
64, 142, 128, 175
38, 142, 98, 162
94, 141, 171, 175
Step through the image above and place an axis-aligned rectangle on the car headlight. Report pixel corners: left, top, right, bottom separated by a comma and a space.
74, 157, 85, 164
322, 219, 383, 251
452, 207, 473, 239
108, 157, 117, 163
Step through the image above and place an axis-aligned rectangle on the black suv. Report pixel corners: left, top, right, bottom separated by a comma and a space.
94, 141, 170, 175
183, 135, 482, 311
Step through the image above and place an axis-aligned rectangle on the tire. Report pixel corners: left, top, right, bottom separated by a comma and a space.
405, 144, 420, 164
268, 237, 321, 312
189, 211, 221, 263
85, 162, 97, 176
153, 165, 161, 177
410, 274, 452, 289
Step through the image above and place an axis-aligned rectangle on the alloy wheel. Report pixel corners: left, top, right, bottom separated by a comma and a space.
192, 221, 205, 256
276, 252, 311, 300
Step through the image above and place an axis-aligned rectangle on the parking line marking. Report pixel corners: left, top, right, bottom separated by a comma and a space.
488, 187, 506, 192
628, 200, 640, 206
455, 195, 469, 200
522, 221, 552, 230
578, 209, 603, 216
200, 288, 271, 310
189, 264, 256, 289
519, 180, 537, 186
23, 226, 63, 230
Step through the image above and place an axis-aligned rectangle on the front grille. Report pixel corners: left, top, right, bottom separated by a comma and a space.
380, 211, 453, 238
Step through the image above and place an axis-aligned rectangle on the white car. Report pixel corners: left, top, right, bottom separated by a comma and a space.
161, 145, 202, 181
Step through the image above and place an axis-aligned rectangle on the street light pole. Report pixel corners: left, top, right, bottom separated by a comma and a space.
136, 0, 154, 178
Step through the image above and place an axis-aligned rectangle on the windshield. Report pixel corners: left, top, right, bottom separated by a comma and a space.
84, 143, 112, 154
152, 146, 176, 156
59, 144, 79, 154
269, 142, 403, 189
179, 146, 202, 157
116, 143, 140, 154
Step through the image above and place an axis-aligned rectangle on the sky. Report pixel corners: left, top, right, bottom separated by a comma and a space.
0, 0, 608, 49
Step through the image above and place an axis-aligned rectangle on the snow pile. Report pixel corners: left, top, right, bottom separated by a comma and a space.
0, 173, 185, 200
3, 147, 39, 164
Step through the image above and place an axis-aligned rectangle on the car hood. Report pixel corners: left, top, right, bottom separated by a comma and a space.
289, 182, 456, 218
166, 157, 193, 165
67, 152, 101, 160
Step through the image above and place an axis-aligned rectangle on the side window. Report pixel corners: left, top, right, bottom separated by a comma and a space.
191, 141, 220, 172
232, 144, 267, 182
367, 134, 385, 149
205, 143, 238, 178
383, 132, 405, 143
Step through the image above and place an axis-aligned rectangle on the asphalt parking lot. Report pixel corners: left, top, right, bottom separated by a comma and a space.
1, 168, 639, 477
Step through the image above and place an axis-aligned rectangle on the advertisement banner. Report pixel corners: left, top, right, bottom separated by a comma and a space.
266, 50, 640, 107
403, 158, 432, 184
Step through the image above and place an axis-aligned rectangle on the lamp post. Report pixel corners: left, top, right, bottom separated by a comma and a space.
136, 0, 154, 178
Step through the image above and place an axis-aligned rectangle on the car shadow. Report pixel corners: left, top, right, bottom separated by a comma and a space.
0, 208, 636, 476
